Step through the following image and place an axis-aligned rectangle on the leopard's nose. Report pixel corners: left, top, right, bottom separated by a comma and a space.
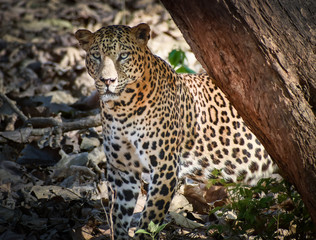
100, 77, 116, 86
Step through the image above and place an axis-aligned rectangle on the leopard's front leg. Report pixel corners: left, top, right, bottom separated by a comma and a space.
134, 155, 179, 240
107, 163, 141, 240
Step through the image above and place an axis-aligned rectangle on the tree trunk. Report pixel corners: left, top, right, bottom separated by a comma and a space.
161, 0, 316, 224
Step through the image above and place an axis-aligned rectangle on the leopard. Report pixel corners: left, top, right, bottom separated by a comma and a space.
75, 23, 277, 239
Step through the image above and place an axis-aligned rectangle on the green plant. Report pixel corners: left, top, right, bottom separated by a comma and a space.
135, 221, 168, 240
208, 178, 316, 239
168, 49, 195, 73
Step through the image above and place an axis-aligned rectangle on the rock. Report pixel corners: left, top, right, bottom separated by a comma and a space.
80, 135, 100, 151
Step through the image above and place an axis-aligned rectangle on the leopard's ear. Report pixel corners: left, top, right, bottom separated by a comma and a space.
132, 23, 150, 46
75, 29, 93, 51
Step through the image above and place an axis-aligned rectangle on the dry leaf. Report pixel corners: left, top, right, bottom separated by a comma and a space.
183, 184, 209, 214
204, 185, 228, 207
169, 211, 204, 229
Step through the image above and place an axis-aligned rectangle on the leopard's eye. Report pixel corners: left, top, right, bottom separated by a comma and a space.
91, 52, 101, 60
119, 52, 129, 61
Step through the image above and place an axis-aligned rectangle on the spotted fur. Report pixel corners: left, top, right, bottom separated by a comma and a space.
75, 23, 276, 239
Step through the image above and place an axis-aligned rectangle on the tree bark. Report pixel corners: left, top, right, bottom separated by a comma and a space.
161, 0, 316, 224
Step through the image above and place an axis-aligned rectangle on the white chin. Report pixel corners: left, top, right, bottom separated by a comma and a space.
101, 94, 119, 102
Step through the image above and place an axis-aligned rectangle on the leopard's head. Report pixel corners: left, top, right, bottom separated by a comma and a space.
75, 23, 150, 102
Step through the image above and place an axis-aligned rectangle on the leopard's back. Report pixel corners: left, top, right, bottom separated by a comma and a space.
178, 73, 275, 184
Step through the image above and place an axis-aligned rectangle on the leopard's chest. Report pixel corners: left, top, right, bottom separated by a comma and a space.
101, 106, 173, 173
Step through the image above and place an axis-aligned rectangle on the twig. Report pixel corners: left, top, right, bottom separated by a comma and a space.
107, 184, 116, 240
26, 117, 62, 128
62, 114, 101, 132
100, 183, 116, 240
26, 114, 101, 132
0, 93, 28, 122
0, 114, 102, 143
